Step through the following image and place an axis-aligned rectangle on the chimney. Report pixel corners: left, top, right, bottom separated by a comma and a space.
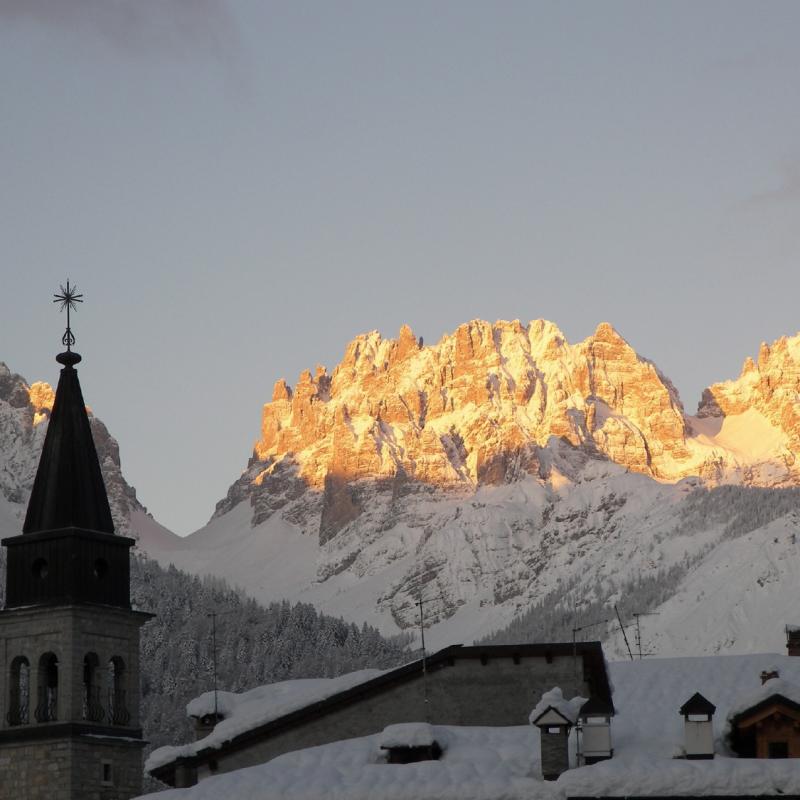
193, 712, 224, 740
786, 625, 800, 656
530, 689, 579, 781
679, 693, 715, 760
760, 669, 780, 685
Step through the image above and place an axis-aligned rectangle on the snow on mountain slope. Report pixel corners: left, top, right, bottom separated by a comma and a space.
143, 321, 800, 651
605, 512, 800, 659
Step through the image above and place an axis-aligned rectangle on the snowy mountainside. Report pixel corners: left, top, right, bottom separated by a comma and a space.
604, 508, 800, 659
142, 320, 800, 652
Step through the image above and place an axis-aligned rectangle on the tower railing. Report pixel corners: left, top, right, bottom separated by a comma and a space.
83, 685, 105, 723
6, 687, 29, 726
34, 688, 58, 723
108, 689, 130, 726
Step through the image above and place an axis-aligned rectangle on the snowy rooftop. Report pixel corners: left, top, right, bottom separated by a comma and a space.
529, 687, 587, 727
146, 669, 384, 772
726, 675, 800, 727
379, 722, 437, 749
140, 653, 800, 799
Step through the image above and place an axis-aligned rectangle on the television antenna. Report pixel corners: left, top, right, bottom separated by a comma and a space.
206, 609, 238, 721
632, 612, 659, 659
614, 605, 634, 661
415, 594, 435, 723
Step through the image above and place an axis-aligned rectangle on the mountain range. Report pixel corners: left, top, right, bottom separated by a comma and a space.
2, 319, 800, 656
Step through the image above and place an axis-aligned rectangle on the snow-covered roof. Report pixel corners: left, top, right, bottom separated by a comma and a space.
140, 725, 547, 800
148, 641, 611, 778
529, 688, 586, 726
138, 652, 800, 799
146, 669, 384, 772
379, 723, 436, 749
726, 675, 800, 725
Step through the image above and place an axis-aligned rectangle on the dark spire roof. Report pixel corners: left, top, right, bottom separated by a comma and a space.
679, 692, 716, 717
23, 350, 114, 535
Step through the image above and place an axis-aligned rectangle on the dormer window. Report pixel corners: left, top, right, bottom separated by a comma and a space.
728, 675, 800, 759
379, 723, 442, 764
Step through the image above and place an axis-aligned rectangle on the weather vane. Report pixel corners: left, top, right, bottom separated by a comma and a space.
53, 280, 83, 352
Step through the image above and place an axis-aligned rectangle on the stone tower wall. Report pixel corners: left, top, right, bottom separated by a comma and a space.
0, 605, 146, 730
0, 605, 150, 799
0, 736, 143, 800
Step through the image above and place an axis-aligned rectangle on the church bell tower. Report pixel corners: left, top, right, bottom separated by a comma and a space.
0, 284, 152, 800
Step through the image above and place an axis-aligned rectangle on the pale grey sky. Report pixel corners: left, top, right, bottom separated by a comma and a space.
2, 1, 799, 534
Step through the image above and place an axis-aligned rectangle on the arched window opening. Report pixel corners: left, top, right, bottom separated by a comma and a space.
82, 653, 104, 722
7, 656, 30, 726
107, 657, 130, 726
35, 653, 58, 723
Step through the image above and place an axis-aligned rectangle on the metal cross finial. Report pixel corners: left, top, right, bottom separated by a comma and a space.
53, 280, 83, 351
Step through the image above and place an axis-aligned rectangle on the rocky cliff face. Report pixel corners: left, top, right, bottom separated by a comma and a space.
257, 319, 690, 482
0, 362, 144, 535
218, 320, 800, 537
180, 321, 800, 640
216, 320, 697, 530
698, 335, 800, 452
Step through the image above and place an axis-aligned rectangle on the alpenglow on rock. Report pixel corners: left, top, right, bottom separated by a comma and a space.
216, 320, 697, 526
146, 320, 800, 649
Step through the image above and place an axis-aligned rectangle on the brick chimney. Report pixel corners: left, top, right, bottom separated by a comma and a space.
786, 626, 800, 656
760, 669, 780, 685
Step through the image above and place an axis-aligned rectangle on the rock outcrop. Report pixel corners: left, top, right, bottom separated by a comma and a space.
698, 334, 800, 452
247, 319, 690, 503
145, 322, 800, 641
214, 319, 800, 564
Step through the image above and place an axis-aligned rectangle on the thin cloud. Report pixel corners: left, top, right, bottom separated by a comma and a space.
746, 162, 800, 208
0, 0, 240, 63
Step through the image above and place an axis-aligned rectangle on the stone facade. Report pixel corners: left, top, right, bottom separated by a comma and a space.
540, 728, 570, 780
0, 736, 143, 800
0, 604, 150, 799
0, 604, 147, 731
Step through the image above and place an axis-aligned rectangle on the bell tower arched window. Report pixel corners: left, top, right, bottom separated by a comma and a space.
7, 656, 30, 726
82, 653, 104, 722
35, 652, 58, 723
107, 656, 130, 726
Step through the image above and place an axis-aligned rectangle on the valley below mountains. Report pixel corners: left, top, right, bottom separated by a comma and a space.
3, 318, 800, 658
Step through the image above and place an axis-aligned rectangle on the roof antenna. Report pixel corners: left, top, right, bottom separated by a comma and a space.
632, 612, 659, 659
416, 595, 431, 723
207, 612, 219, 720
615, 605, 634, 661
